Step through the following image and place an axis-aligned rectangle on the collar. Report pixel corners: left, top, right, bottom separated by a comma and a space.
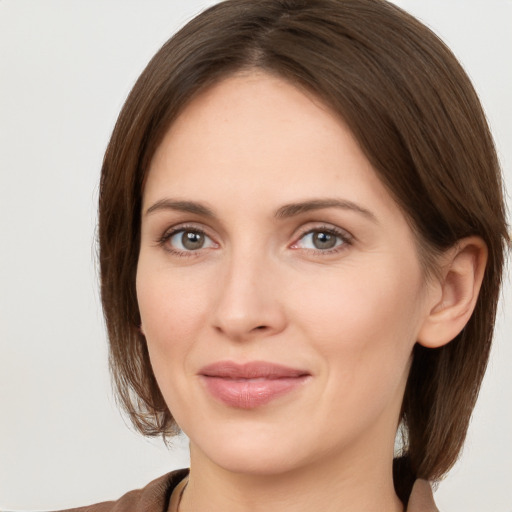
81, 470, 438, 512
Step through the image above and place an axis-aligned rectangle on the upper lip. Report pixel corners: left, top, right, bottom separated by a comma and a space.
198, 361, 310, 379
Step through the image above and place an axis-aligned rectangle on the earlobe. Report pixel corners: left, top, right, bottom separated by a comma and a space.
417, 236, 488, 349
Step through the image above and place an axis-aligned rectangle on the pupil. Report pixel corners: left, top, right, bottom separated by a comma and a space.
182, 231, 204, 250
313, 232, 336, 249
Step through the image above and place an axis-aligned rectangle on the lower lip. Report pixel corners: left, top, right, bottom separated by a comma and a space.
201, 376, 309, 409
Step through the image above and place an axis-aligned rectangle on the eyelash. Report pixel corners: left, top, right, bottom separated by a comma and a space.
157, 224, 217, 258
157, 223, 353, 257
291, 225, 353, 254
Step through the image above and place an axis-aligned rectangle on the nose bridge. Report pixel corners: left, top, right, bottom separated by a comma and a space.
212, 240, 285, 340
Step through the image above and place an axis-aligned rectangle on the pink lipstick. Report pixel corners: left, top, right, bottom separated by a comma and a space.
199, 361, 310, 409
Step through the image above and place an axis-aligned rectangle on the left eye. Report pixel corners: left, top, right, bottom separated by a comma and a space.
294, 229, 346, 251
167, 229, 216, 251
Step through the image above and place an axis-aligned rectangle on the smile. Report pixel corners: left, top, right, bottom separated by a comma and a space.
198, 361, 311, 409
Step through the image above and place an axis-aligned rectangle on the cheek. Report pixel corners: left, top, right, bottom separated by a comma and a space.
135, 264, 215, 422
136, 263, 213, 367
299, 265, 422, 332
293, 261, 425, 393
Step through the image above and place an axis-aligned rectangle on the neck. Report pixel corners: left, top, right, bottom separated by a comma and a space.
180, 443, 403, 512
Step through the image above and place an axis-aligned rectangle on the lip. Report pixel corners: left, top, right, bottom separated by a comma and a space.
198, 361, 311, 409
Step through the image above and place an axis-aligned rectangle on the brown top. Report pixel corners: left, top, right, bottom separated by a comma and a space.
53, 469, 439, 512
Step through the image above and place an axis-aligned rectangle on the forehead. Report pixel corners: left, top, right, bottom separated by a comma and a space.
144, 71, 404, 226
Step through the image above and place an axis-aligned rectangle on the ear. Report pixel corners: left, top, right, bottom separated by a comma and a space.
417, 236, 488, 348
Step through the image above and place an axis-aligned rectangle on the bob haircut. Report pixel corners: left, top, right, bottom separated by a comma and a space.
99, 0, 508, 500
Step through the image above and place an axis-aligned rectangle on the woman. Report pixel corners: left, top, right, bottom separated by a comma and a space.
64, 0, 508, 510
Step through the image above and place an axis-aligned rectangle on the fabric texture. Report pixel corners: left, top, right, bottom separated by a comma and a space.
53, 468, 439, 511
53, 469, 188, 512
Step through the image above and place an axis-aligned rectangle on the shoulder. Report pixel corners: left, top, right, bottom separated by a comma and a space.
407, 479, 440, 512
52, 468, 189, 512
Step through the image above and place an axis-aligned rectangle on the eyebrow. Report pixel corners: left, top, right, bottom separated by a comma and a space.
145, 199, 215, 217
145, 197, 377, 223
275, 198, 378, 223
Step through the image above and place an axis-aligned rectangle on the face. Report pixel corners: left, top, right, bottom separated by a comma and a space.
137, 72, 433, 477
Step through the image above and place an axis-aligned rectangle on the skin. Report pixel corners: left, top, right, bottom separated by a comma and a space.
136, 71, 444, 512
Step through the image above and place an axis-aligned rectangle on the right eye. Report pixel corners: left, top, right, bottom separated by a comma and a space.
162, 228, 217, 254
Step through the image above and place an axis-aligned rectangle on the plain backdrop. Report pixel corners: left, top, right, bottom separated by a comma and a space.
0, 1, 510, 510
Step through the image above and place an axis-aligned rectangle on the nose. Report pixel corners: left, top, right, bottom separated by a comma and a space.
211, 251, 287, 342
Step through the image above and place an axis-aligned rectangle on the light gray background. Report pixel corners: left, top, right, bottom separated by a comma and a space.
0, 1, 510, 510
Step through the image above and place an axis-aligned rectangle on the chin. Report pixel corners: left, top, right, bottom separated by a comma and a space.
203, 445, 308, 476
188, 417, 353, 479
188, 424, 313, 476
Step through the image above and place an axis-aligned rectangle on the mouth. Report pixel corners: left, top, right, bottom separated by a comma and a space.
198, 361, 311, 409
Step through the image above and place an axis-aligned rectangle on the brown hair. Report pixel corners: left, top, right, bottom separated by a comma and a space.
98, 0, 508, 502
